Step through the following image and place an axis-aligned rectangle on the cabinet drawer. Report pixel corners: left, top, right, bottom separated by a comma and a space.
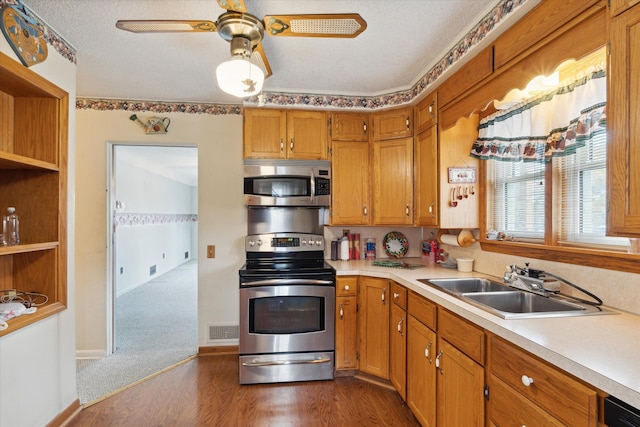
336, 276, 358, 296
438, 309, 484, 365
489, 375, 564, 426
407, 291, 436, 330
390, 282, 407, 309
490, 336, 597, 426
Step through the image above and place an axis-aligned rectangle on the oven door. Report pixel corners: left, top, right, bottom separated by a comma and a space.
239, 283, 335, 355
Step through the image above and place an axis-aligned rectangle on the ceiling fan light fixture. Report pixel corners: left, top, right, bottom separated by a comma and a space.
216, 55, 264, 98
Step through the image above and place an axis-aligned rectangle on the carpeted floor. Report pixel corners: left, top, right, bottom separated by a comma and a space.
76, 260, 197, 405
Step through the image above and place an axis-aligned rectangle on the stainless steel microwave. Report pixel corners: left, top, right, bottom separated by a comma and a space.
243, 160, 331, 207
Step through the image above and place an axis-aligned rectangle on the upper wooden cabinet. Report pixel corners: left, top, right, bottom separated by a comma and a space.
608, 3, 640, 236
0, 52, 68, 336
330, 112, 369, 141
415, 91, 437, 135
372, 106, 413, 141
373, 137, 414, 225
414, 123, 438, 227
610, 0, 640, 17
243, 108, 328, 160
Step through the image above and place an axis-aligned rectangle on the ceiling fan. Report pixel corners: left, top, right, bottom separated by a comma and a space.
115, 0, 367, 97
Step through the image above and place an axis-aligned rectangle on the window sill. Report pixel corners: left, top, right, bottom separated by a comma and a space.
479, 239, 640, 275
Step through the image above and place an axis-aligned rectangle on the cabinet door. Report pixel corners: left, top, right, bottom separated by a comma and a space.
608, 5, 640, 236
390, 302, 407, 400
243, 108, 287, 159
415, 125, 438, 226
407, 315, 437, 427
373, 137, 413, 225
436, 338, 484, 427
286, 110, 328, 160
335, 295, 358, 370
358, 277, 389, 379
331, 112, 369, 141
415, 91, 437, 135
331, 140, 371, 225
372, 106, 413, 141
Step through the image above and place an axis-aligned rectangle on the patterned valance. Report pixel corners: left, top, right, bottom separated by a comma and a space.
471, 68, 606, 162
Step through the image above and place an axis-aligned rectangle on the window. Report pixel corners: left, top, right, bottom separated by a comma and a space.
473, 51, 629, 251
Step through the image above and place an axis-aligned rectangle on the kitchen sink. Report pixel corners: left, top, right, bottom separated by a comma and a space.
461, 291, 612, 319
418, 277, 615, 319
418, 277, 516, 295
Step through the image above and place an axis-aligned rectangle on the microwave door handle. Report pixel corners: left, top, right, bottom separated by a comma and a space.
310, 169, 315, 204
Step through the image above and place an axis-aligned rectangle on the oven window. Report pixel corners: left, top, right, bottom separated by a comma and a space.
249, 296, 325, 334
247, 177, 310, 197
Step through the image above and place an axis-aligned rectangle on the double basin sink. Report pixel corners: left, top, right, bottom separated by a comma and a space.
418, 277, 612, 319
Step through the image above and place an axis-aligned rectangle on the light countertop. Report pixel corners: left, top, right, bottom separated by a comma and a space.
328, 258, 640, 409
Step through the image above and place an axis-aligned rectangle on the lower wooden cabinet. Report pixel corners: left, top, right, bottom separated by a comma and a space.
358, 276, 390, 378
487, 335, 598, 426
335, 277, 358, 370
407, 314, 437, 427
390, 282, 407, 400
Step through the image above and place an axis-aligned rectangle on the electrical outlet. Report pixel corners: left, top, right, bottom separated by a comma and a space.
207, 245, 215, 258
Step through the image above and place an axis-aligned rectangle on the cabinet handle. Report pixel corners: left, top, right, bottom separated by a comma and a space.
363, 206, 368, 216
290, 138, 294, 153
363, 121, 367, 135
406, 204, 410, 216
428, 101, 435, 119
405, 116, 410, 130
339, 303, 344, 319
435, 350, 444, 375
344, 285, 350, 291
393, 292, 399, 299
521, 375, 534, 387
382, 288, 386, 304
280, 139, 284, 153
425, 341, 433, 364
428, 201, 435, 217
397, 318, 404, 335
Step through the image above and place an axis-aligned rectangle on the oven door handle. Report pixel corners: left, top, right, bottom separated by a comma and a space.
242, 358, 332, 367
241, 279, 334, 286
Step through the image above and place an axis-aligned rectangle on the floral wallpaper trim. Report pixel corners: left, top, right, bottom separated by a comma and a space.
114, 213, 198, 228
12, 0, 529, 112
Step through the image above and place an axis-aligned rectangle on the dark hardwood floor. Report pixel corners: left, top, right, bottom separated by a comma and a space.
69, 354, 420, 426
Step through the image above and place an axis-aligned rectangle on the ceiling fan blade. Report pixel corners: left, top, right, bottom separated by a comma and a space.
116, 20, 217, 33
251, 43, 272, 78
263, 14, 367, 38
216, 0, 247, 13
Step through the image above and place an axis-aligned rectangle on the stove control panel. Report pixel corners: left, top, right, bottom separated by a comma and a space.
246, 233, 325, 252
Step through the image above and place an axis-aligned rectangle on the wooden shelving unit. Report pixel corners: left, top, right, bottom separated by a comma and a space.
0, 51, 68, 336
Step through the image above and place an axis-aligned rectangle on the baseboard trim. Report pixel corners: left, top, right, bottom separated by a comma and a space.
46, 398, 81, 427
353, 372, 396, 391
198, 345, 238, 355
76, 349, 106, 359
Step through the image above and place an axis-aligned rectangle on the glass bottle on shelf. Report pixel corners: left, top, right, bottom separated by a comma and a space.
4, 207, 19, 246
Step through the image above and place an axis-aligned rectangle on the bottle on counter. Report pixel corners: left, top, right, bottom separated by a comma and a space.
339, 236, 350, 261
4, 207, 19, 246
331, 239, 338, 260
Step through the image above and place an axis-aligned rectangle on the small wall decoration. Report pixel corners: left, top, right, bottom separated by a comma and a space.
130, 114, 171, 134
1, 2, 48, 67
448, 167, 476, 184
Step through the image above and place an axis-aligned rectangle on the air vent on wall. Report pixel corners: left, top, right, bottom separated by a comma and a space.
208, 323, 239, 341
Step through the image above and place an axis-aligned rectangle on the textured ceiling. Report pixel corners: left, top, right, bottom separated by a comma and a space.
20, 0, 536, 105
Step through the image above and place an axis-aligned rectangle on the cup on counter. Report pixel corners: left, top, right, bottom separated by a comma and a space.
457, 258, 474, 272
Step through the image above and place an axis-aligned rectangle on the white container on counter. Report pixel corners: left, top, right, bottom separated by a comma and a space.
457, 258, 474, 272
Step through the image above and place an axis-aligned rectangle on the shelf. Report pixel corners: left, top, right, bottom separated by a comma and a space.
0, 302, 66, 337
0, 151, 59, 171
0, 242, 58, 256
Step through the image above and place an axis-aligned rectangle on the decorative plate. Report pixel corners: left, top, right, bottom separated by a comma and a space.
383, 231, 408, 259
1, 4, 48, 67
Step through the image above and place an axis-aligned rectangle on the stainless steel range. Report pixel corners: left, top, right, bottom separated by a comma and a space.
238, 232, 335, 385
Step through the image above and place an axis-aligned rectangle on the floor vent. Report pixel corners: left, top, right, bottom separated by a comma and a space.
208, 323, 239, 341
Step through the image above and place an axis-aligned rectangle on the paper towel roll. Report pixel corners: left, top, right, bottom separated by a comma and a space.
439, 230, 476, 247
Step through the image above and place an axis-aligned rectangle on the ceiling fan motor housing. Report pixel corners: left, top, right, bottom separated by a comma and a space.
217, 11, 264, 47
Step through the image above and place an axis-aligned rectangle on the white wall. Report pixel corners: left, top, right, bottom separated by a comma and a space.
0, 39, 78, 426
75, 109, 244, 355
114, 155, 197, 295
